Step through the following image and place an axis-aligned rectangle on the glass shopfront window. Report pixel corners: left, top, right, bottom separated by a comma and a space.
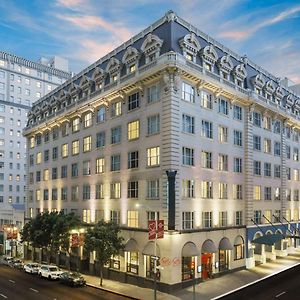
146, 255, 160, 281
109, 255, 120, 270
219, 250, 229, 272
126, 252, 139, 274
182, 256, 195, 281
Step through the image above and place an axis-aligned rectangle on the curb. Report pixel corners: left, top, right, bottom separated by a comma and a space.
86, 283, 141, 300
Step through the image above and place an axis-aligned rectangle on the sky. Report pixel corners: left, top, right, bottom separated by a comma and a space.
0, 0, 299, 83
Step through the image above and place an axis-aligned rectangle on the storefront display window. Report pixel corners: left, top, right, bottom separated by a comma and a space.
182, 256, 195, 281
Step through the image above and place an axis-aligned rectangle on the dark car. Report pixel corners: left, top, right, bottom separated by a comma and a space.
59, 272, 86, 287
12, 259, 24, 269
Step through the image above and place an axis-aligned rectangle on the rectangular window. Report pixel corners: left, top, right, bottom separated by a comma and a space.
253, 161, 261, 176
201, 120, 213, 139
52, 147, 58, 160
147, 146, 160, 167
219, 183, 228, 199
83, 136, 92, 152
253, 186, 261, 201
111, 210, 120, 224
202, 211, 212, 228
83, 185, 91, 200
147, 115, 160, 135
286, 146, 291, 159
254, 210, 262, 224
264, 116, 272, 130
182, 114, 195, 134
111, 126, 121, 144
95, 184, 104, 199
111, 154, 121, 171
61, 165, 67, 178
61, 187, 68, 201
83, 112, 92, 128
72, 140, 79, 155
235, 211, 243, 226
128, 181, 138, 198
147, 180, 159, 199
128, 92, 139, 111
218, 154, 228, 171
43, 189, 49, 201
182, 179, 195, 198
71, 163, 78, 177
82, 209, 91, 223
182, 212, 194, 229
147, 84, 160, 103
274, 165, 281, 178
61, 143, 68, 158
182, 147, 194, 166
294, 169, 299, 181
111, 101, 122, 117
293, 148, 299, 161
218, 98, 229, 115
182, 82, 195, 103
274, 142, 281, 156
253, 112, 261, 127
233, 105, 242, 120
264, 139, 271, 154
96, 158, 105, 174
201, 181, 213, 198
71, 186, 79, 201
96, 131, 105, 148
234, 130, 242, 146
52, 167, 57, 180
200, 91, 212, 109
219, 211, 228, 227
218, 126, 228, 143
202, 151, 212, 169
128, 151, 139, 169
253, 135, 261, 151
83, 161, 91, 175
111, 182, 121, 199
128, 120, 139, 140
264, 163, 271, 177
96, 106, 106, 123
127, 211, 139, 228
72, 118, 80, 132
264, 187, 272, 201
233, 184, 243, 200
233, 157, 242, 173
52, 188, 58, 201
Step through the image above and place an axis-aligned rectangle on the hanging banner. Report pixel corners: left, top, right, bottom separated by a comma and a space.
157, 220, 164, 239
71, 233, 79, 247
148, 220, 156, 240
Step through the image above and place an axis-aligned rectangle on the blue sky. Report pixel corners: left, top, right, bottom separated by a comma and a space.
0, 0, 299, 83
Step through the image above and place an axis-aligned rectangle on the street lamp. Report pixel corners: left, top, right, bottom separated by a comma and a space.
135, 203, 159, 300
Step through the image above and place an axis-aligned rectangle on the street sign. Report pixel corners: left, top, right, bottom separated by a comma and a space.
148, 220, 156, 240
157, 220, 164, 239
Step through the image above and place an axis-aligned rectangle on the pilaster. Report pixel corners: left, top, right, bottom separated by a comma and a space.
281, 121, 287, 218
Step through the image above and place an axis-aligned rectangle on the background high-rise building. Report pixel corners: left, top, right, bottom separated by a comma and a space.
0, 51, 71, 253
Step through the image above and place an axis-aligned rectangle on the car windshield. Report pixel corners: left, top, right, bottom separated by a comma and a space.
32, 264, 39, 268
70, 272, 80, 278
49, 267, 58, 272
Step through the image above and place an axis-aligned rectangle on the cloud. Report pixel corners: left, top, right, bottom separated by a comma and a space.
55, 0, 86, 10
55, 14, 132, 40
219, 5, 300, 41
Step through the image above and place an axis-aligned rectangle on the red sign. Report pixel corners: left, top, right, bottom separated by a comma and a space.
148, 220, 156, 240
157, 220, 164, 239
71, 233, 79, 247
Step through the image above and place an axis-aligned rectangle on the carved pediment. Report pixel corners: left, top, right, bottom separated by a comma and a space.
264, 80, 275, 93
233, 64, 247, 79
122, 46, 140, 65
141, 33, 163, 55
201, 44, 218, 64
92, 67, 105, 82
179, 32, 201, 54
79, 75, 92, 89
217, 55, 233, 73
106, 57, 121, 74
274, 86, 284, 100
252, 73, 265, 89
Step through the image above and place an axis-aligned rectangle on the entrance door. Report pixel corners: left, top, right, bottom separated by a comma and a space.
219, 250, 229, 272
201, 253, 212, 279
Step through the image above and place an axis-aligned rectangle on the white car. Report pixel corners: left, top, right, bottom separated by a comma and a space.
38, 265, 63, 280
24, 263, 40, 274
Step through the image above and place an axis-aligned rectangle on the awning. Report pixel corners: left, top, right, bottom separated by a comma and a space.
182, 242, 200, 257
201, 240, 217, 253
234, 236, 244, 245
219, 238, 233, 250
142, 241, 160, 257
124, 238, 139, 252
252, 234, 285, 246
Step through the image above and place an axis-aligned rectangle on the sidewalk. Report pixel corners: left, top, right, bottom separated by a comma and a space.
82, 249, 300, 300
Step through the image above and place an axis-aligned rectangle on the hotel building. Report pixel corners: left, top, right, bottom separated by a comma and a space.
0, 52, 70, 254
23, 11, 300, 291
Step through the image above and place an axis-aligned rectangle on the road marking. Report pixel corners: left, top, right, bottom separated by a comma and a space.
29, 288, 39, 293
8, 280, 15, 283
275, 291, 286, 298
0, 294, 7, 299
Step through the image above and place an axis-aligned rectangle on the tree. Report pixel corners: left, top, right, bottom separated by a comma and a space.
21, 212, 81, 264
84, 220, 124, 286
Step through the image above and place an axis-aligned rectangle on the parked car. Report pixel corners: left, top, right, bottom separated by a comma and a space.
1, 256, 13, 266
59, 272, 86, 287
24, 263, 40, 274
12, 259, 24, 269
38, 265, 63, 280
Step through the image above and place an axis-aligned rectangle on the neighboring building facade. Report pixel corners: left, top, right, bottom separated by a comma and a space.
0, 52, 71, 254
24, 11, 300, 291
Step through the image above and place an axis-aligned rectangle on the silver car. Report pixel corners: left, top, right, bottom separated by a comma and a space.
24, 263, 39, 274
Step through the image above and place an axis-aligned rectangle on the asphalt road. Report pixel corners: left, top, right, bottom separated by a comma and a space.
0, 265, 130, 300
220, 263, 300, 300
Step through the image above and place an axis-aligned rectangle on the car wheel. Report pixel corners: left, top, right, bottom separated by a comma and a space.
48, 275, 51, 280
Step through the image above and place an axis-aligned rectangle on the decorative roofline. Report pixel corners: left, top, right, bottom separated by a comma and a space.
31, 10, 300, 108
0, 51, 71, 78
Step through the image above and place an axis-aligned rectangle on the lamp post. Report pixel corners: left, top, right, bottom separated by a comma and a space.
135, 204, 160, 300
